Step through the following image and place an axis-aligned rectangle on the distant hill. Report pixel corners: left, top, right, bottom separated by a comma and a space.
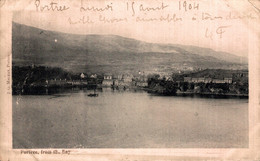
12, 22, 248, 75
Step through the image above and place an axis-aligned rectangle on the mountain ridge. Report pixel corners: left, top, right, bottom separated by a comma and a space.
12, 22, 247, 74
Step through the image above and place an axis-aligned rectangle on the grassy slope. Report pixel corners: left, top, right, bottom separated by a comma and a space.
12, 22, 247, 74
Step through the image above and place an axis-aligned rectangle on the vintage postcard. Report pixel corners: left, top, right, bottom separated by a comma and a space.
0, 0, 260, 160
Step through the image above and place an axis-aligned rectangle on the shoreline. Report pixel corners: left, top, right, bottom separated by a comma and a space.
12, 86, 248, 98
175, 91, 248, 98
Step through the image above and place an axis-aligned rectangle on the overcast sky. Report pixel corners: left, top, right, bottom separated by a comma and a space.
12, 0, 259, 58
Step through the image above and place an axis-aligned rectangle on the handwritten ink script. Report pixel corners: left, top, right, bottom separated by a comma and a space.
35, 0, 69, 12
33, 0, 258, 40
205, 26, 232, 40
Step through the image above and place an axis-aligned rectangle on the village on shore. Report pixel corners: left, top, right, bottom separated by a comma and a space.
12, 65, 248, 97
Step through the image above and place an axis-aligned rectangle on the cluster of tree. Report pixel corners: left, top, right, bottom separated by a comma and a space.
12, 66, 73, 88
12, 66, 108, 89
147, 74, 178, 95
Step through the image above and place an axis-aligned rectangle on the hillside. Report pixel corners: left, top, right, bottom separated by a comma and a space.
12, 22, 248, 74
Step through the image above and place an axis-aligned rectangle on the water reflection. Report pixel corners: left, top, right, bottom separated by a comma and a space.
13, 88, 248, 148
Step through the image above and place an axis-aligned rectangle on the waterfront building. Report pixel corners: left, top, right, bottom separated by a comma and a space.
191, 78, 199, 83
122, 74, 133, 83
102, 80, 113, 87
102, 73, 113, 87
117, 74, 123, 80
224, 78, 232, 83
90, 74, 97, 79
184, 77, 192, 82
184, 77, 231, 84
197, 78, 205, 83
204, 78, 212, 83
104, 73, 113, 80
136, 81, 148, 87
80, 73, 85, 79
212, 79, 225, 84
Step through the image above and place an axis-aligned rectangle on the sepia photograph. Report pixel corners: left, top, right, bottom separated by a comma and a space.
0, 0, 259, 160
11, 1, 250, 148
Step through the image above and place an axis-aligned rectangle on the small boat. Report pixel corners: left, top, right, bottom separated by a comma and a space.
88, 88, 98, 97
87, 93, 98, 97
